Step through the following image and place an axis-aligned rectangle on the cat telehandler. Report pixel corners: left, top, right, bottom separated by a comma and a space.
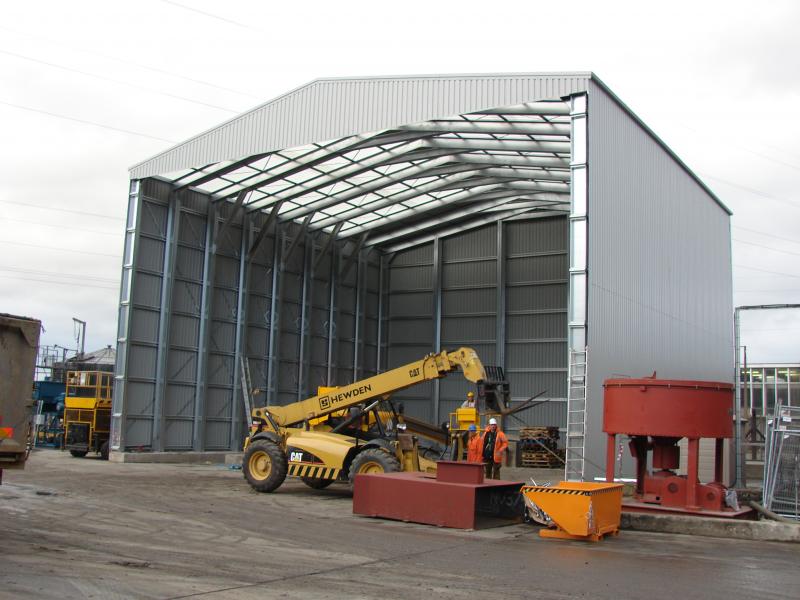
241, 347, 510, 493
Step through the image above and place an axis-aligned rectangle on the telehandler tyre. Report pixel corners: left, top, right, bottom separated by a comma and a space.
100, 441, 110, 460
69, 450, 88, 458
348, 448, 401, 485
243, 439, 288, 492
300, 477, 334, 490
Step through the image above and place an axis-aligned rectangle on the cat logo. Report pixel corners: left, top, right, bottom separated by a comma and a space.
290, 451, 304, 462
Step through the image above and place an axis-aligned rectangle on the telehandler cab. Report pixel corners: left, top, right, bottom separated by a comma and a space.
241, 347, 509, 493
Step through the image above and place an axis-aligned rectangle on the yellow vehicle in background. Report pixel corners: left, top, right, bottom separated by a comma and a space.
63, 371, 112, 460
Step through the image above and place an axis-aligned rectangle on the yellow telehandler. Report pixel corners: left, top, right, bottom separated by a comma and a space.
241, 347, 510, 493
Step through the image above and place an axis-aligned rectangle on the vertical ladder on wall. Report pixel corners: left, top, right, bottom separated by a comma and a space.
239, 357, 254, 424
565, 349, 588, 481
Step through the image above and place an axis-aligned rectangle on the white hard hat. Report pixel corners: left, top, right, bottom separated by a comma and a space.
488, 417, 497, 425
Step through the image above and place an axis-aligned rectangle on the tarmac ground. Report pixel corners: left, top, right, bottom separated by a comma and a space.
1, 448, 798, 599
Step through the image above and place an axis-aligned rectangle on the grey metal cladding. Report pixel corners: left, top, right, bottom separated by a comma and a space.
130, 73, 591, 179
442, 225, 497, 261
128, 309, 159, 343
391, 243, 433, 266
127, 345, 158, 380
441, 316, 494, 342
584, 80, 733, 481
169, 314, 199, 348
136, 237, 167, 273
506, 254, 568, 283
506, 216, 568, 254
138, 201, 168, 238
171, 281, 202, 315
389, 292, 433, 317
126, 381, 155, 415
442, 261, 496, 288
131, 273, 162, 308
506, 313, 567, 339
442, 289, 495, 315
507, 284, 567, 312
164, 384, 195, 416
389, 265, 433, 291
174, 246, 205, 282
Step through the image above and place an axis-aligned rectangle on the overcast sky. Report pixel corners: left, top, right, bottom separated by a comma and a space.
1, 0, 798, 366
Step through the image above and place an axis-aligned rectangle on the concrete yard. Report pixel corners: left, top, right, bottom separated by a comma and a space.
2, 450, 798, 600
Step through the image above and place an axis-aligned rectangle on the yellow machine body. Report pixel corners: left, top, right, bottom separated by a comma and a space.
242, 348, 488, 493
62, 371, 112, 459
521, 482, 624, 542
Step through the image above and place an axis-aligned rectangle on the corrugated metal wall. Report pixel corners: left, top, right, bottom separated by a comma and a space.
113, 180, 379, 451
130, 74, 591, 179
585, 82, 734, 480
386, 217, 569, 432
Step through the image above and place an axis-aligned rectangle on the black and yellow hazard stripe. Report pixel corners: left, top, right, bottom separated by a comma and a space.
521, 486, 590, 496
288, 464, 339, 480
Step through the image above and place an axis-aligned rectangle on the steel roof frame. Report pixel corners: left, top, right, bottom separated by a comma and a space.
156, 100, 573, 249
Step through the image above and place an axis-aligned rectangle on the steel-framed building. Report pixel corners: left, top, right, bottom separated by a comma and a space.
112, 72, 733, 480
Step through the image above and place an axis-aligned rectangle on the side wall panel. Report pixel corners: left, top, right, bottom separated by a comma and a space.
115, 180, 380, 452
387, 217, 569, 432
586, 83, 734, 480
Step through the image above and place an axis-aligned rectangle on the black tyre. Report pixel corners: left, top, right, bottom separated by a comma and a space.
242, 439, 288, 493
300, 476, 334, 490
100, 441, 110, 461
348, 448, 401, 485
69, 450, 88, 458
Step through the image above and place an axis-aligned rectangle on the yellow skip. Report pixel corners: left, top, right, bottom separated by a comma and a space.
521, 481, 623, 542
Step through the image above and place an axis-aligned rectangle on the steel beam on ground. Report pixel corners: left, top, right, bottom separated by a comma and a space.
153, 192, 181, 451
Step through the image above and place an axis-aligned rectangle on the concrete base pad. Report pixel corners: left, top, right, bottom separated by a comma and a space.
621, 511, 800, 543
109, 451, 243, 465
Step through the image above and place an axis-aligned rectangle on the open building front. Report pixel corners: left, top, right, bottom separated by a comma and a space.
112, 73, 733, 481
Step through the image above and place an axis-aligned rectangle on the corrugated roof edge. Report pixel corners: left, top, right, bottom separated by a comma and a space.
588, 73, 731, 216
127, 71, 593, 175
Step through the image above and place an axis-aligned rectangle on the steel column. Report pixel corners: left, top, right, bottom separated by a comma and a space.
376, 254, 386, 373
326, 243, 339, 385
192, 199, 218, 450
266, 228, 283, 405
353, 250, 365, 381
298, 233, 314, 400
496, 220, 506, 369
432, 237, 442, 424
230, 217, 251, 449
152, 191, 181, 451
